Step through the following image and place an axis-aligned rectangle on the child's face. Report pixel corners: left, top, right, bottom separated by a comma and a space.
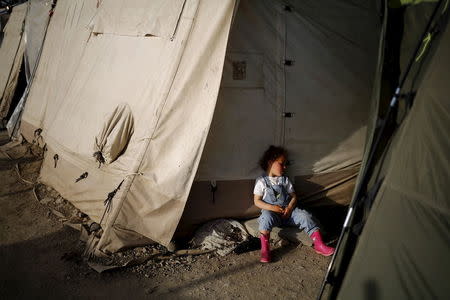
268, 155, 287, 177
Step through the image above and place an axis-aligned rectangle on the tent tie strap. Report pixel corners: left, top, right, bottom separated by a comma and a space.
102, 180, 124, 216
210, 180, 217, 204
33, 128, 44, 146
93, 151, 105, 168
75, 172, 88, 183
53, 154, 59, 168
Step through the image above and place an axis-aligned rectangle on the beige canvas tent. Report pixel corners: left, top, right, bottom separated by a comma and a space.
0, 2, 26, 121
19, 0, 383, 253
1, 0, 52, 136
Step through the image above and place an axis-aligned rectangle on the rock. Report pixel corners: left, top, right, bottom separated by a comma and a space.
80, 229, 89, 243
166, 240, 177, 252
243, 218, 313, 247
64, 222, 82, 231
88, 222, 101, 232
55, 197, 64, 204
51, 209, 66, 219
40, 197, 52, 205
94, 229, 103, 238
276, 238, 290, 248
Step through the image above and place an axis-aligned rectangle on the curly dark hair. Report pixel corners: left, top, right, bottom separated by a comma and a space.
259, 145, 287, 171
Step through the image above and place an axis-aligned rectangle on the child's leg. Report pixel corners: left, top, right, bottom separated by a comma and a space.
258, 210, 281, 263
288, 207, 319, 236
288, 208, 334, 256
258, 209, 281, 233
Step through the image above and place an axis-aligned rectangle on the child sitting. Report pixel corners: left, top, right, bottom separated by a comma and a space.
253, 145, 335, 263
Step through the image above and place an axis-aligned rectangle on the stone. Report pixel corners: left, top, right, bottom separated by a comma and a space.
242, 218, 312, 247
40, 197, 52, 205
88, 222, 101, 232
276, 238, 290, 248
166, 241, 177, 252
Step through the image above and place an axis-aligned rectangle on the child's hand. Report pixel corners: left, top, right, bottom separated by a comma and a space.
281, 206, 293, 219
271, 205, 284, 214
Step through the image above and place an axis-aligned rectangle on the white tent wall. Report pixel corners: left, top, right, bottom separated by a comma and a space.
179, 0, 382, 233
197, 0, 283, 181
198, 0, 382, 180
20, 0, 236, 252
284, 0, 381, 175
0, 3, 26, 120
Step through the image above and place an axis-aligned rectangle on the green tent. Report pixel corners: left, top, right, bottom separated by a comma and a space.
320, 1, 449, 299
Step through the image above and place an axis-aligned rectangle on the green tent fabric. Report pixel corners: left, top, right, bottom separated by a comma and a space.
336, 7, 450, 300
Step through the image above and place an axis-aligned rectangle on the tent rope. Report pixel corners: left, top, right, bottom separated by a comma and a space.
84, 179, 124, 258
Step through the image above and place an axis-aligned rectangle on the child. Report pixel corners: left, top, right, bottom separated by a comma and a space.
253, 145, 335, 263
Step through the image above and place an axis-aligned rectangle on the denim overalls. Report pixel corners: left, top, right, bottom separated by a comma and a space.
258, 176, 318, 236
262, 176, 290, 208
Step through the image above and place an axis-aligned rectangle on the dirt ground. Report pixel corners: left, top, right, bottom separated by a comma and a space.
0, 134, 332, 300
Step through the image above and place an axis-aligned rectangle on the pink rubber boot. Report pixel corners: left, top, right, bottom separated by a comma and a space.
260, 234, 271, 263
311, 230, 335, 257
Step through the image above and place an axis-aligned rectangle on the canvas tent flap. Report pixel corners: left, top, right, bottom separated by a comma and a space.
0, 3, 26, 119
94, 103, 134, 165
337, 18, 450, 299
91, 0, 186, 38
